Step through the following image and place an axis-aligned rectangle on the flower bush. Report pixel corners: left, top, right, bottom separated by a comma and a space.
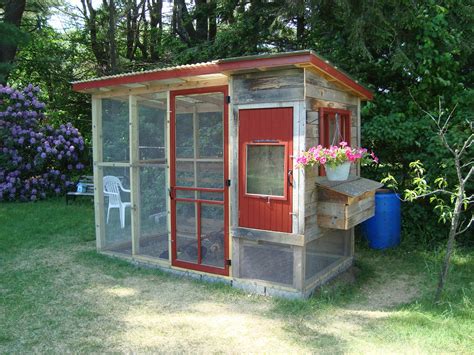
296, 141, 378, 168
0, 84, 87, 201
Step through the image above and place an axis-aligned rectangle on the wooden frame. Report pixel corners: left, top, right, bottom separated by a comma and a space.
243, 141, 289, 201
169, 85, 230, 276
230, 101, 305, 236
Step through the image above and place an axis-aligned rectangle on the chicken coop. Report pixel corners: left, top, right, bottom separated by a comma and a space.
72, 50, 381, 298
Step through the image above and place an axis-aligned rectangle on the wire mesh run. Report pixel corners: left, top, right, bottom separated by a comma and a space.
305, 230, 348, 283
240, 240, 294, 286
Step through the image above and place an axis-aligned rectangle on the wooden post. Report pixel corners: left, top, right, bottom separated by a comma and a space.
227, 76, 234, 275
129, 95, 140, 255
293, 245, 305, 290
92, 97, 105, 250
166, 90, 172, 264
357, 97, 361, 176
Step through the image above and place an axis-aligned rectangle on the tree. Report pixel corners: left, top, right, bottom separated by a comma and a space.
383, 98, 473, 301
0, 0, 27, 83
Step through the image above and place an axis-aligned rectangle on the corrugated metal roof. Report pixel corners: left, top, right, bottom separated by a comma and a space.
71, 60, 220, 85
71, 50, 373, 100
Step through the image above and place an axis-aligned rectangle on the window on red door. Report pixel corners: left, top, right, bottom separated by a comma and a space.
319, 107, 352, 175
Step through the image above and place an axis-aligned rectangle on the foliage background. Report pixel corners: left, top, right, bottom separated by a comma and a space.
0, 0, 472, 245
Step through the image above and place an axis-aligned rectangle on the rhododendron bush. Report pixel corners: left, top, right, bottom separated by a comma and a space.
0, 84, 87, 201
296, 141, 378, 168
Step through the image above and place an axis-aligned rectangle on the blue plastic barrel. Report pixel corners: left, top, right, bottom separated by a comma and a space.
361, 189, 401, 249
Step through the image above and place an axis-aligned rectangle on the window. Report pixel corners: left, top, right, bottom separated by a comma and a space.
245, 143, 287, 198
319, 108, 351, 176
319, 107, 351, 148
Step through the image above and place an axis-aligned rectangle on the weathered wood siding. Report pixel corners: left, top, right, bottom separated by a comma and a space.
303, 68, 360, 242
230, 68, 306, 287
232, 68, 304, 104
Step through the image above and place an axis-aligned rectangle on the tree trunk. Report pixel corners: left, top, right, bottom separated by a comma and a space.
174, 0, 197, 44
208, 0, 217, 41
296, 15, 305, 47
149, 0, 163, 61
106, 0, 118, 73
81, 0, 108, 75
0, 0, 27, 83
434, 153, 465, 302
195, 0, 208, 42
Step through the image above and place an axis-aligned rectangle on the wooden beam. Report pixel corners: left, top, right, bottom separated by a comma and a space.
129, 95, 140, 255
232, 227, 305, 246
91, 97, 105, 250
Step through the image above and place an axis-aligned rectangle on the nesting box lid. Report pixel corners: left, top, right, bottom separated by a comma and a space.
315, 176, 383, 198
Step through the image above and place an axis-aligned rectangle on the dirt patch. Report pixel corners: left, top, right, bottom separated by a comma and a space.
347, 273, 421, 311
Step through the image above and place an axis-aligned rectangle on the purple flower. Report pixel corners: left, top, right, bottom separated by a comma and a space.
40, 152, 46, 159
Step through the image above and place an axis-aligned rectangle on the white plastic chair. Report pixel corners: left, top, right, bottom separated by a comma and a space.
103, 175, 131, 229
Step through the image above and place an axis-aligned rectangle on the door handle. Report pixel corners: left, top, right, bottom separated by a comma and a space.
288, 170, 293, 187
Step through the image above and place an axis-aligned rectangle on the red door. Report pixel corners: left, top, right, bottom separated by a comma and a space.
238, 107, 293, 233
170, 86, 229, 276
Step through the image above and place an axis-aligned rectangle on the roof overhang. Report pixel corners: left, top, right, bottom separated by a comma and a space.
72, 51, 373, 100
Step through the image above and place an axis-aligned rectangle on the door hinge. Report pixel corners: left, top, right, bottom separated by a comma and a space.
226, 179, 231, 187
225, 259, 232, 266
226, 95, 231, 104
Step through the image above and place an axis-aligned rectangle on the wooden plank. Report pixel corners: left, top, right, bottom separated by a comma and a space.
233, 69, 304, 104
306, 83, 358, 105
93, 77, 228, 99
92, 97, 105, 250
293, 245, 305, 290
231, 236, 241, 278
230, 102, 239, 229
129, 95, 140, 255
231, 227, 305, 246
295, 101, 306, 235
316, 177, 383, 198
317, 202, 375, 230
317, 197, 374, 219
166, 90, 172, 265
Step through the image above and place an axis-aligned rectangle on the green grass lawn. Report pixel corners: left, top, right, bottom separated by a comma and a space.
1, 199, 473, 353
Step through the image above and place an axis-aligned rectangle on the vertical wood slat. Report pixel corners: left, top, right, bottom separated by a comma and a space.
166, 91, 172, 264
294, 101, 306, 235
129, 95, 140, 255
357, 98, 361, 176
92, 97, 105, 250
292, 245, 305, 290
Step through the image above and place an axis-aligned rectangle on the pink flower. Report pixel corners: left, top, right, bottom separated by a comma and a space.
371, 152, 379, 163
340, 141, 348, 147
320, 157, 327, 165
296, 155, 308, 165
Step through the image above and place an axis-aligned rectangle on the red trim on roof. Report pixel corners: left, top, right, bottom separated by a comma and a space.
309, 55, 373, 100
72, 52, 373, 100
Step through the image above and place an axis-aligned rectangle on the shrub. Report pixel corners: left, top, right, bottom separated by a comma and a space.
0, 84, 86, 201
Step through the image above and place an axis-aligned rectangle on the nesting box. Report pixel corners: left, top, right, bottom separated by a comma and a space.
316, 177, 383, 230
